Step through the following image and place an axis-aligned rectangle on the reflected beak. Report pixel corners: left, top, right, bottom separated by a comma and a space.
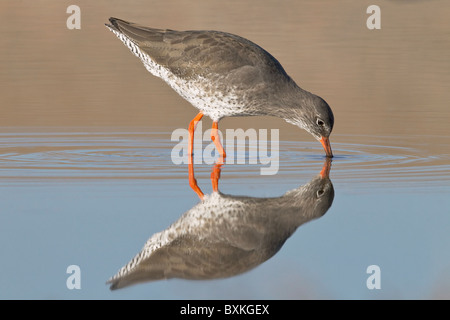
320, 157, 332, 179
319, 136, 333, 158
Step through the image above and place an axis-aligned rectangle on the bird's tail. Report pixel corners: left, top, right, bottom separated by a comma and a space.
105, 17, 167, 44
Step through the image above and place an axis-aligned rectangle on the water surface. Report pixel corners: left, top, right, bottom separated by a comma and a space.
1, 130, 449, 299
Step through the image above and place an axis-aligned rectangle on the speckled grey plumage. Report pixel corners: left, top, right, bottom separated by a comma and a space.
107, 169, 334, 290
105, 18, 334, 150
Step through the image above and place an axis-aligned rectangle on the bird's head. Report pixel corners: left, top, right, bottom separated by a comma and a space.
288, 94, 334, 157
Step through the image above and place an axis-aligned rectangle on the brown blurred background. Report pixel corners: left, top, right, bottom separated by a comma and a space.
1, 1, 449, 142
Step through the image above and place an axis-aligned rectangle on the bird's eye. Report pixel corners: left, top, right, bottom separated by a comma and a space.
317, 189, 325, 197
316, 119, 325, 126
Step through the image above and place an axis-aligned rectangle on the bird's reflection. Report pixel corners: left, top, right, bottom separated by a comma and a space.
107, 159, 334, 290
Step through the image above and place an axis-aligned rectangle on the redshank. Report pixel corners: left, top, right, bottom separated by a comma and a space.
107, 159, 333, 289
105, 18, 334, 158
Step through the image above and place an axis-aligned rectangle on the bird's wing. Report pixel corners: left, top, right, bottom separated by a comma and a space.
106, 18, 288, 82
107, 235, 263, 290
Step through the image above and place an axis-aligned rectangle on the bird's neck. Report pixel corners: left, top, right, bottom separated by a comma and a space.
263, 82, 314, 124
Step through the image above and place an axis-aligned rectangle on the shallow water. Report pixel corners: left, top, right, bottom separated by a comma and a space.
1, 131, 448, 189
1, 1, 450, 299
1, 130, 449, 299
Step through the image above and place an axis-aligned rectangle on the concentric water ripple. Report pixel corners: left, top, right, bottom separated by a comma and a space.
0, 132, 179, 179
277, 138, 450, 189
0, 132, 449, 189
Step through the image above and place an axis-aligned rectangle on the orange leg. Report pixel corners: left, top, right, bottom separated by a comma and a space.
211, 121, 226, 164
188, 158, 204, 200
188, 112, 204, 162
187, 112, 204, 199
211, 163, 223, 193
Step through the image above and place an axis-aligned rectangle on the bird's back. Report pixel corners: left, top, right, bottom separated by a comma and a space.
106, 18, 289, 83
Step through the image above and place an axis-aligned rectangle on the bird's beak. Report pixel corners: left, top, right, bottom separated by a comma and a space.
320, 136, 333, 158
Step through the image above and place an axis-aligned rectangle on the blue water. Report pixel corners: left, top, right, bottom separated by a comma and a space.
1, 131, 449, 299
